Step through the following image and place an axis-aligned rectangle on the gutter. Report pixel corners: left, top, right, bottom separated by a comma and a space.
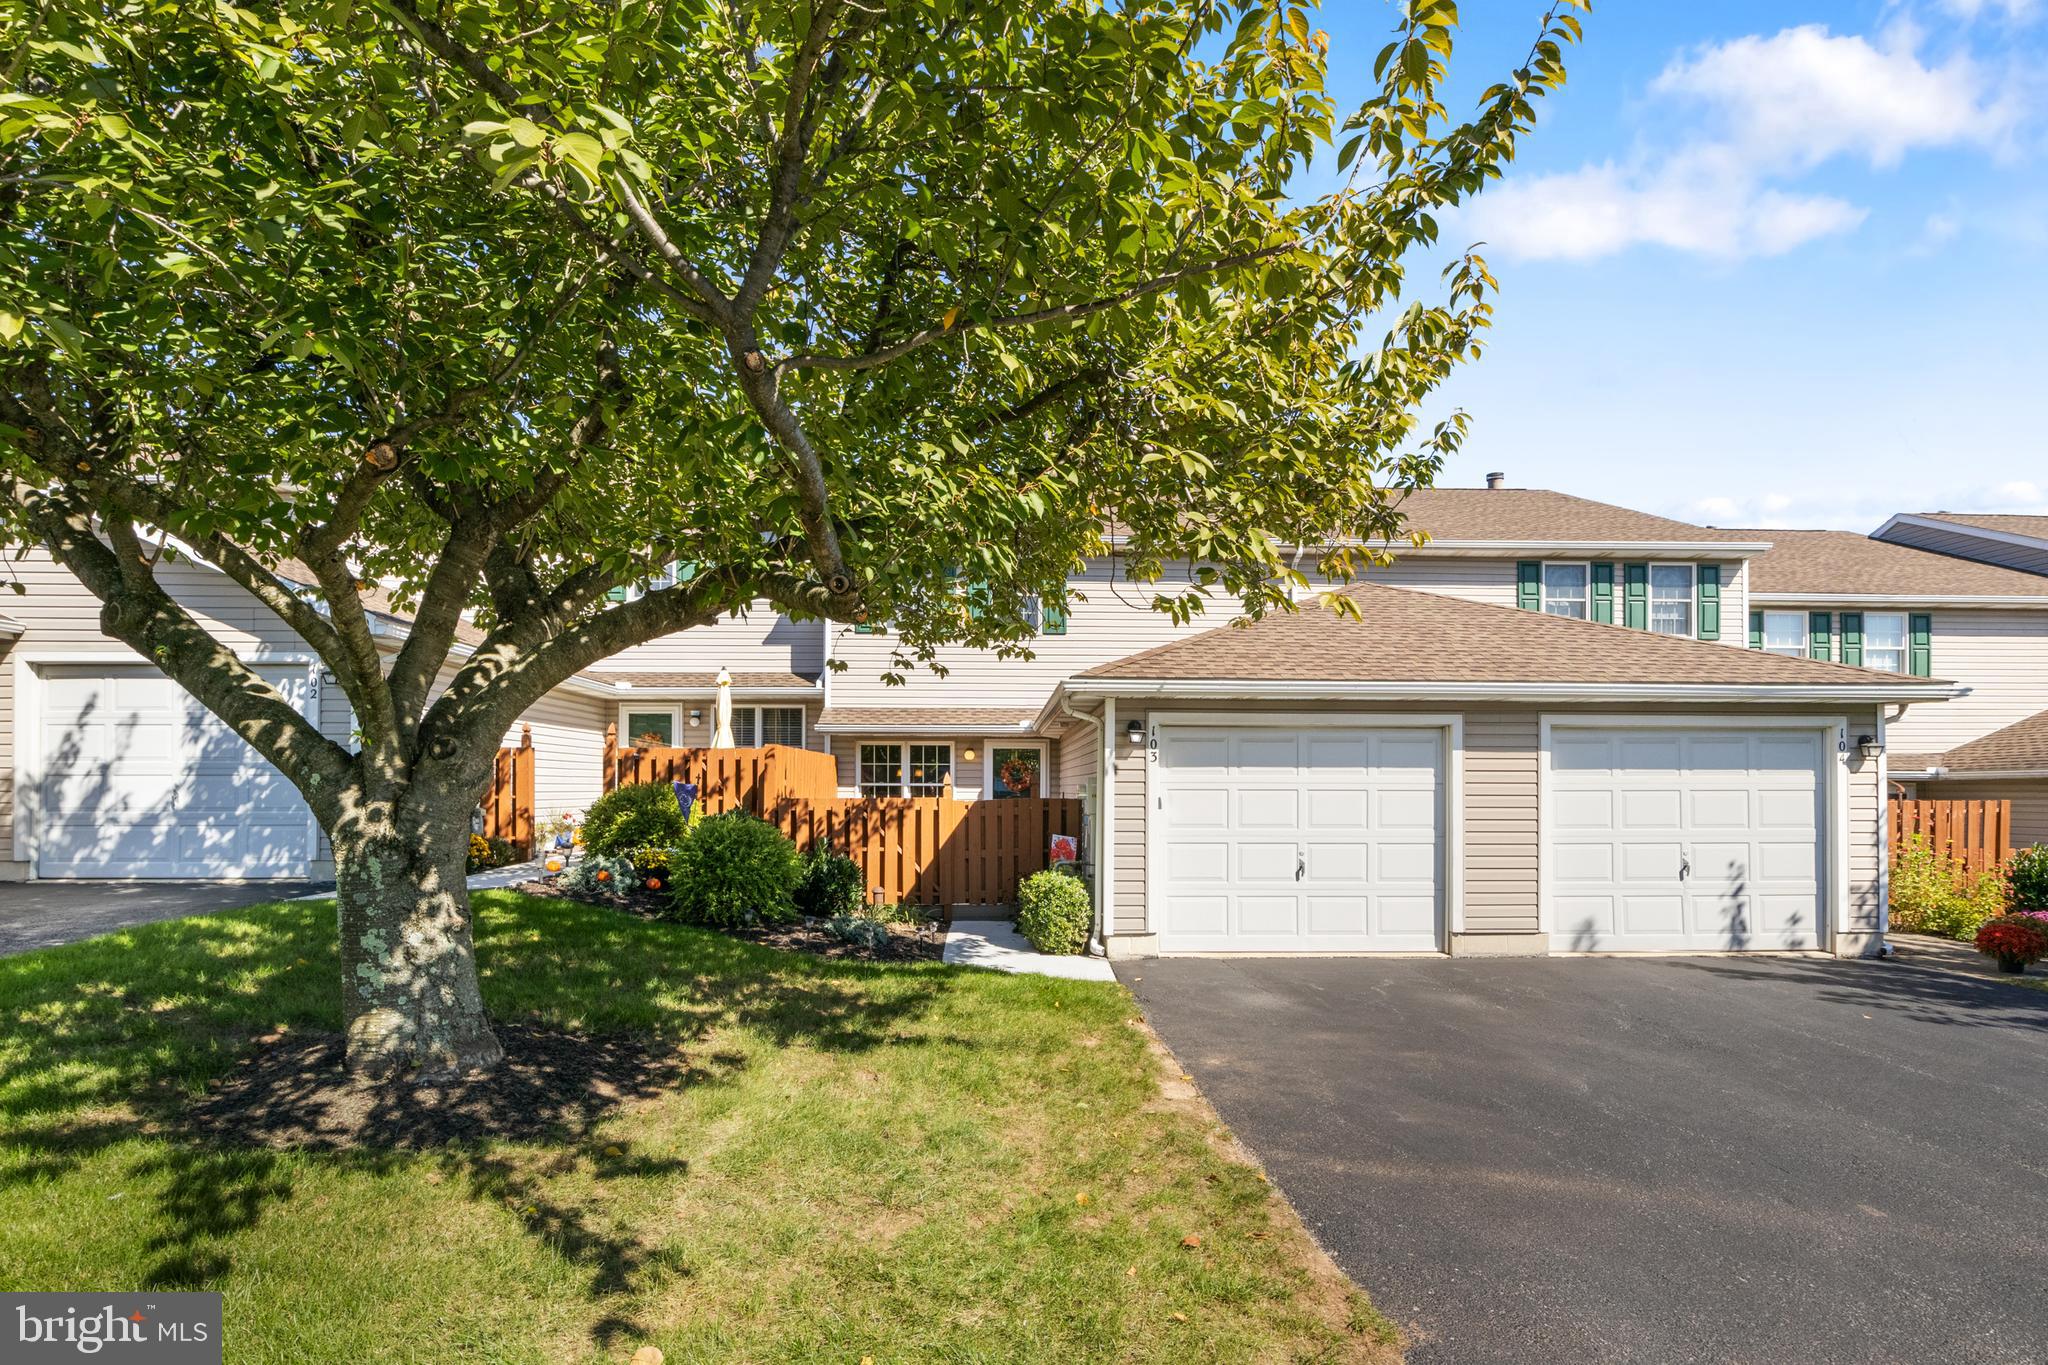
1876, 513, 2048, 556
1750, 592, 2048, 607
1058, 678, 1964, 705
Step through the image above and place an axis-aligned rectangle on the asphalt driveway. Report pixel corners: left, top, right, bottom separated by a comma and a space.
0, 879, 328, 955
1120, 955, 2048, 1365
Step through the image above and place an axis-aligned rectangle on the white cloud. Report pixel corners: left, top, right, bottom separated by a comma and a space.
1651, 24, 2015, 169
1671, 483, 2048, 530
1936, 0, 2040, 21
1465, 24, 2021, 263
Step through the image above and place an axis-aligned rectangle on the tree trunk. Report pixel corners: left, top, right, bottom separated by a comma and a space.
333, 794, 503, 1079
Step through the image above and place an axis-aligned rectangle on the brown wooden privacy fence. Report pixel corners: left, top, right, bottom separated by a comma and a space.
481, 724, 535, 857
1889, 797, 2011, 877
598, 734, 1083, 907
603, 731, 839, 812
770, 796, 1085, 908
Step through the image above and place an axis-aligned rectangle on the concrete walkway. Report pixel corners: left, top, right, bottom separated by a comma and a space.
942, 919, 1117, 981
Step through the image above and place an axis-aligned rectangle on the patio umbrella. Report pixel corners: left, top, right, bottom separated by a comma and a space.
711, 667, 735, 749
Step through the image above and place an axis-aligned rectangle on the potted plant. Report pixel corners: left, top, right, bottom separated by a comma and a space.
1974, 913, 2048, 974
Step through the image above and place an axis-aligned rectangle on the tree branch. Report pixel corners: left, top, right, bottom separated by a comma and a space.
777, 241, 1301, 375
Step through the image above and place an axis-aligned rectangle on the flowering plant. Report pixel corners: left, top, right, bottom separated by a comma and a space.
1974, 914, 2048, 969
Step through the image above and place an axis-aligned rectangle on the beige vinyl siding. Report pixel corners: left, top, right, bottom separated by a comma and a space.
1463, 710, 1539, 932
1359, 557, 1517, 606
1111, 714, 1147, 936
1, 548, 323, 867
1055, 722, 1098, 800
1877, 522, 2048, 578
1846, 705, 1884, 942
593, 601, 825, 675
1913, 778, 2048, 851
1880, 609, 2048, 754
505, 689, 611, 823
1720, 560, 1749, 648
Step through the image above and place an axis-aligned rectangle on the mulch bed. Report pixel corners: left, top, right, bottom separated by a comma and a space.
510, 877, 946, 962
176, 1024, 695, 1150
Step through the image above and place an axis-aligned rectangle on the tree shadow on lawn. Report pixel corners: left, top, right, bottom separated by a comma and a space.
0, 892, 970, 1340
1668, 954, 2048, 1034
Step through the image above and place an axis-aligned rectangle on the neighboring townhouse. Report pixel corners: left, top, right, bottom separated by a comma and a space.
6, 483, 2001, 970
1731, 528, 2048, 847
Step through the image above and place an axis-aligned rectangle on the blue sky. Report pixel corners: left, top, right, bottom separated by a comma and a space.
1313, 0, 2048, 529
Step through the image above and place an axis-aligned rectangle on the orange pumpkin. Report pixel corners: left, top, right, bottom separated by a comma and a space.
595, 869, 611, 882
544, 857, 564, 873
645, 878, 663, 891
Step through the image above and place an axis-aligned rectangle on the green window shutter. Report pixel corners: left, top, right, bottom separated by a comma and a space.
1591, 563, 1614, 624
1839, 612, 1864, 667
1622, 563, 1648, 630
1749, 610, 1764, 650
1808, 611, 1832, 661
1909, 613, 1933, 677
1040, 598, 1067, 636
1696, 565, 1721, 641
1516, 561, 1541, 612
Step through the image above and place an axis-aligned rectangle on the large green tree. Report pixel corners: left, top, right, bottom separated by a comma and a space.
0, 0, 1582, 1077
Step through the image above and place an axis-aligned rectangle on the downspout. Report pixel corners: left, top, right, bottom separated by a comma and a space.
1058, 691, 1111, 957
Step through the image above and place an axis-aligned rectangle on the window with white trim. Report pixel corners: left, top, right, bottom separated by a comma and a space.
1541, 562, 1590, 619
1761, 611, 1807, 657
1648, 563, 1694, 637
624, 710, 675, 748
1863, 612, 1908, 673
758, 706, 805, 746
858, 744, 902, 796
906, 743, 952, 796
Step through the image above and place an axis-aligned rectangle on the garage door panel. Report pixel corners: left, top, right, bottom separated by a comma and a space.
1171, 786, 1230, 828
1376, 787, 1437, 830
1690, 789, 1751, 827
1548, 726, 1823, 952
1237, 896, 1299, 935
1553, 790, 1614, 828
1308, 842, 1367, 880
1237, 842, 1298, 881
1157, 724, 1443, 953
1238, 790, 1301, 828
1306, 897, 1368, 935
38, 664, 312, 879
1619, 788, 1682, 829
1306, 788, 1367, 828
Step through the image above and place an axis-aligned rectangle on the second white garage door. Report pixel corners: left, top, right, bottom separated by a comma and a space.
1154, 724, 1444, 953
1546, 726, 1826, 952
35, 663, 316, 879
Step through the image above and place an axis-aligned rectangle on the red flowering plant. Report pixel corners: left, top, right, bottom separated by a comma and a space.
1974, 914, 2048, 972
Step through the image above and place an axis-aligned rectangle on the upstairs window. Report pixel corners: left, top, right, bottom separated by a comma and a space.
1863, 613, 1908, 673
1648, 564, 1695, 637
1761, 611, 1808, 657
1541, 563, 1590, 619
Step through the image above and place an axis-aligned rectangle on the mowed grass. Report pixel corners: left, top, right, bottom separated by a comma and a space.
0, 892, 1394, 1363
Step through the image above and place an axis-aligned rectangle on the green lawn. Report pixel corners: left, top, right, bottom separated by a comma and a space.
0, 892, 1394, 1363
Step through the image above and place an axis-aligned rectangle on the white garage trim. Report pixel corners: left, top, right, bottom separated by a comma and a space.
1538, 713, 1849, 954
1143, 712, 1463, 951
12, 650, 323, 879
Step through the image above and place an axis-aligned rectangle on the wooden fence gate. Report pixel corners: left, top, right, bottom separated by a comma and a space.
481, 725, 536, 857
1888, 797, 2010, 877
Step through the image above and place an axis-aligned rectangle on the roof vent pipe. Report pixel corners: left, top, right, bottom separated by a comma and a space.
1485, 472, 1506, 490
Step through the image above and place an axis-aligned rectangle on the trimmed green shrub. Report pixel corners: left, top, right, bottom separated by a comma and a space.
1890, 835, 2009, 939
795, 846, 866, 919
582, 782, 689, 857
1015, 869, 1091, 955
2007, 844, 2048, 910
668, 810, 801, 927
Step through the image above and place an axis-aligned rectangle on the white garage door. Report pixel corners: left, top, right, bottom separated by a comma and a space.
1155, 724, 1443, 953
36, 664, 314, 879
1547, 727, 1825, 952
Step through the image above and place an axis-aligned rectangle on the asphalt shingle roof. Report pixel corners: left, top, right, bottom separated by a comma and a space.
817, 706, 1039, 729
1931, 709, 2048, 775
1078, 581, 1942, 687
1377, 488, 1750, 544
1919, 512, 2048, 541
1735, 530, 2048, 598
595, 671, 817, 690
